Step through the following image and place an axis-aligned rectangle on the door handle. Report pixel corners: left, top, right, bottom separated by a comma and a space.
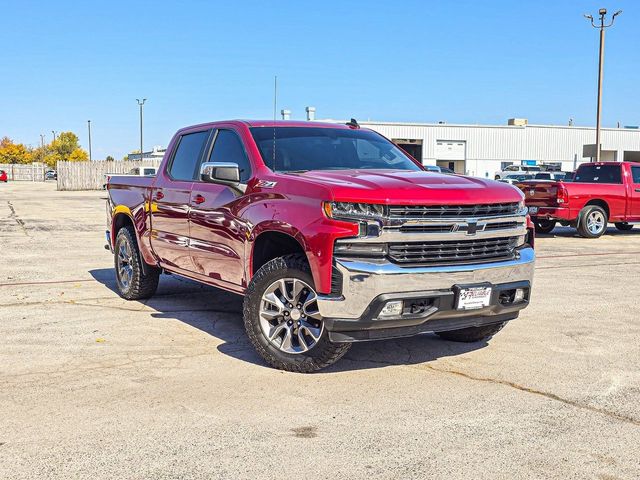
155, 191, 164, 200
635, 188, 640, 193
193, 194, 206, 205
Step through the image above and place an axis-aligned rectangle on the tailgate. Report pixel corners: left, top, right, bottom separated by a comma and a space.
517, 181, 560, 207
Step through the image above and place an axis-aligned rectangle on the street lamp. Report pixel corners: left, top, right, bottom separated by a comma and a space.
51, 130, 57, 142
136, 98, 147, 161
87, 120, 92, 161
584, 8, 622, 163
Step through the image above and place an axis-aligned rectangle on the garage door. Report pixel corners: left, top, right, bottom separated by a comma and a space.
435, 140, 466, 161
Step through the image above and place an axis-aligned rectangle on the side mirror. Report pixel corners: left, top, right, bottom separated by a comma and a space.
200, 162, 245, 192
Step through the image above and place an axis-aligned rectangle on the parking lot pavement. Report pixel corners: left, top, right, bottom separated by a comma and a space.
1, 181, 639, 479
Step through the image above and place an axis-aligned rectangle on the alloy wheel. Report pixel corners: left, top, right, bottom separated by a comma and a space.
587, 211, 606, 235
259, 278, 324, 354
117, 241, 134, 289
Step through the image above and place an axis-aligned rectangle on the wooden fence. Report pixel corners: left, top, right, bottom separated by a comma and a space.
0, 163, 47, 181
56, 160, 163, 191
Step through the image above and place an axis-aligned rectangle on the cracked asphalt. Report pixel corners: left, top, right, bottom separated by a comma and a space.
1, 182, 639, 479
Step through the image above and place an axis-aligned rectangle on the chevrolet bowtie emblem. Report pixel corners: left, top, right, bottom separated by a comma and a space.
466, 221, 479, 235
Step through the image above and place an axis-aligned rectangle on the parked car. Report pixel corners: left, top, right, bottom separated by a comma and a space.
45, 170, 57, 180
499, 174, 535, 185
425, 165, 456, 174
518, 161, 640, 237
106, 120, 535, 372
0, 170, 7, 183
495, 165, 541, 180
533, 172, 568, 181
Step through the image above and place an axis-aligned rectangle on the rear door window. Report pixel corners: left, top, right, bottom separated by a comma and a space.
208, 130, 252, 182
574, 165, 622, 184
168, 131, 210, 181
632, 166, 640, 184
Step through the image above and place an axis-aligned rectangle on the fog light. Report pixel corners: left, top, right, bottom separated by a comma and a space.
379, 300, 403, 317
514, 288, 526, 303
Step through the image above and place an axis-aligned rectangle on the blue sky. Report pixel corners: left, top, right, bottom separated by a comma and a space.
1, 0, 638, 160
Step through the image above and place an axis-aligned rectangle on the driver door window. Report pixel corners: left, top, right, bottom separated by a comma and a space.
208, 130, 252, 182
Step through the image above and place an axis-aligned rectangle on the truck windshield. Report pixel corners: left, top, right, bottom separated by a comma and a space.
250, 127, 422, 172
574, 165, 622, 184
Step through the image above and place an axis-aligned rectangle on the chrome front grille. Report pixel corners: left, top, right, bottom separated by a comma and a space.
387, 237, 519, 266
388, 203, 520, 219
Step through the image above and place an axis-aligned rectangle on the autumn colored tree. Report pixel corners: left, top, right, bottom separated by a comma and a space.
43, 131, 89, 167
0, 137, 33, 164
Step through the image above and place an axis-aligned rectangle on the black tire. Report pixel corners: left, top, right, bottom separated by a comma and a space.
615, 222, 634, 231
243, 254, 350, 373
436, 322, 506, 343
534, 219, 556, 234
576, 205, 608, 238
114, 226, 160, 300
494, 175, 500, 180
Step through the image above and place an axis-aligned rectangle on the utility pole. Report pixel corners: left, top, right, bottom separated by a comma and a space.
51, 130, 57, 142
136, 99, 146, 160
584, 8, 622, 162
87, 120, 92, 161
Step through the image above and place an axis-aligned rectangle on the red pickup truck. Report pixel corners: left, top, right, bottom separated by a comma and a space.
106, 120, 535, 372
519, 162, 640, 238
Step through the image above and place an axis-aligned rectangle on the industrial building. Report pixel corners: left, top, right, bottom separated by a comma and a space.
358, 119, 640, 178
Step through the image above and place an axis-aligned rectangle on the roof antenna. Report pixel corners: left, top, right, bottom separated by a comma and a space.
272, 75, 277, 171
346, 118, 360, 129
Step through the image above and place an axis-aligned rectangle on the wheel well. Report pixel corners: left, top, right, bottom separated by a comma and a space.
252, 231, 306, 275
112, 213, 134, 241
584, 199, 610, 218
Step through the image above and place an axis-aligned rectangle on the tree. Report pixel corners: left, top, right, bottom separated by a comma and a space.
106, 155, 115, 162
0, 137, 33, 164
44, 131, 89, 167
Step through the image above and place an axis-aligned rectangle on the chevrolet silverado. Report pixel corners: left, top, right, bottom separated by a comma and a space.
106, 120, 535, 372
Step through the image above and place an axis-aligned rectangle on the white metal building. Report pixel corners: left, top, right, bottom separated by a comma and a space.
357, 119, 640, 178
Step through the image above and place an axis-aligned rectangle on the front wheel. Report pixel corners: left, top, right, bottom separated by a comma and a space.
436, 322, 506, 343
615, 222, 634, 231
577, 205, 608, 238
243, 254, 350, 372
534, 219, 556, 234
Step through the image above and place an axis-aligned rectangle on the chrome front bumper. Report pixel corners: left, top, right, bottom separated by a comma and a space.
317, 247, 535, 321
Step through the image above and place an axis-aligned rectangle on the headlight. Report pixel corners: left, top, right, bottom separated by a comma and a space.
323, 201, 386, 220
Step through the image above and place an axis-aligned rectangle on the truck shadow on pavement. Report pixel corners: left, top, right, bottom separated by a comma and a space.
537, 225, 640, 239
90, 268, 487, 373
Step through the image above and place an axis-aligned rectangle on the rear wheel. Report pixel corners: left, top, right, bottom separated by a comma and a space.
615, 222, 634, 231
243, 254, 350, 372
577, 205, 608, 238
436, 322, 506, 343
534, 219, 556, 234
114, 226, 160, 300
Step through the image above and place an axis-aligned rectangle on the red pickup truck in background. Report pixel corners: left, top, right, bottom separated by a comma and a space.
106, 120, 535, 372
519, 162, 640, 238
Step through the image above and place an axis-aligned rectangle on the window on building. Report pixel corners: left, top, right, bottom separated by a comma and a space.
168, 131, 209, 181
209, 130, 252, 182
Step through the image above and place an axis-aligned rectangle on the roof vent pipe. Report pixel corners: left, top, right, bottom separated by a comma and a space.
281, 109, 291, 120
305, 106, 316, 121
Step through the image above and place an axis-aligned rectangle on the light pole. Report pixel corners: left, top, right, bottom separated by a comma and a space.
136, 98, 146, 160
87, 120, 92, 161
39, 134, 46, 163
51, 130, 57, 142
584, 8, 622, 163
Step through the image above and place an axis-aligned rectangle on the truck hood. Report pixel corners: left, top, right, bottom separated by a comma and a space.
285, 169, 524, 205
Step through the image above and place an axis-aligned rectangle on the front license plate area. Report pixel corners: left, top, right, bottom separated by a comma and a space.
455, 284, 492, 310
